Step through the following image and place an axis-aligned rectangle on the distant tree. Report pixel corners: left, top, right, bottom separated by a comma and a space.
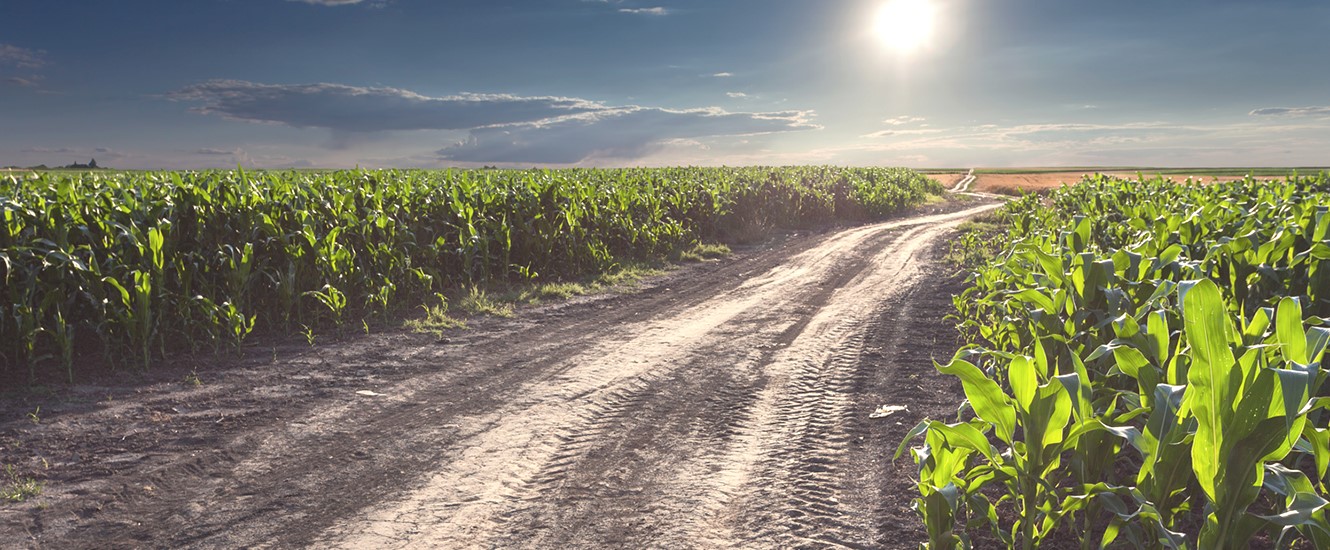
89, 158, 98, 169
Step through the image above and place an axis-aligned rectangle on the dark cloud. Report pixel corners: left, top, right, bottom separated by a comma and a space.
4, 76, 41, 87
0, 44, 45, 69
169, 80, 608, 132
1249, 106, 1330, 117
437, 107, 817, 164
286, 0, 366, 5
194, 148, 234, 155
169, 79, 817, 164
20, 147, 75, 153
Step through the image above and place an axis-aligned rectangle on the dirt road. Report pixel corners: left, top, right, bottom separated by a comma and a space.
1, 201, 997, 549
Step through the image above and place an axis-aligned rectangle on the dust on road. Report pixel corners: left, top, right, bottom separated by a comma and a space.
2, 201, 997, 549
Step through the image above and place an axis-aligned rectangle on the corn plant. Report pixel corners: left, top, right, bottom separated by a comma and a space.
1, 166, 943, 382
909, 173, 1330, 547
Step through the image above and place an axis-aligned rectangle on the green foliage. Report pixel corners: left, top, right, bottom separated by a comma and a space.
906, 173, 1330, 547
404, 294, 467, 337
1, 166, 941, 381
454, 286, 514, 318
1, 464, 42, 503
671, 242, 732, 263
947, 214, 1007, 269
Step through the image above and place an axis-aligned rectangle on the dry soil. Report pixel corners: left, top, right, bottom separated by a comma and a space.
0, 200, 999, 549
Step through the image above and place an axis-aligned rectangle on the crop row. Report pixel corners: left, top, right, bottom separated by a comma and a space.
0, 166, 942, 382
908, 174, 1330, 548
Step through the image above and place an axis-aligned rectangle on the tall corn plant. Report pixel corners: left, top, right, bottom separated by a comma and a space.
914, 173, 1330, 547
1, 166, 942, 382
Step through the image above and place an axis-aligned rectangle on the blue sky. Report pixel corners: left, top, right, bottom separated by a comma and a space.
2, 0, 1328, 169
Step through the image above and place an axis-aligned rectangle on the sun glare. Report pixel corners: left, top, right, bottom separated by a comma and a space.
875, 0, 937, 54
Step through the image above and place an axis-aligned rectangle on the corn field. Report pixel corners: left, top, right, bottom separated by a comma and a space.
908, 173, 1330, 548
0, 166, 941, 383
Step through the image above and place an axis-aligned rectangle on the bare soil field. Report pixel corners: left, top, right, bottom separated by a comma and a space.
971, 171, 1254, 195
927, 172, 967, 189
0, 198, 999, 549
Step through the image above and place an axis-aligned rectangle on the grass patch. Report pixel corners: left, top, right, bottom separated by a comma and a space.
921, 192, 950, 205
404, 260, 676, 337
593, 262, 665, 287
403, 295, 468, 337
403, 263, 665, 336
455, 286, 514, 318
946, 212, 1008, 269
955, 216, 1003, 235
518, 282, 589, 301
671, 242, 732, 263
504, 262, 665, 304
2, 465, 42, 503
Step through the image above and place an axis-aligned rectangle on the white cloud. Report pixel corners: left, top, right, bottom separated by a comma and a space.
170, 80, 608, 132
1249, 106, 1330, 118
619, 7, 668, 15
167, 79, 817, 164
712, 72, 733, 78
820, 115, 1330, 167
0, 44, 45, 69
437, 107, 817, 164
883, 115, 926, 126
726, 92, 749, 99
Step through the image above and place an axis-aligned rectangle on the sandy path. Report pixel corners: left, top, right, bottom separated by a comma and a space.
314, 204, 997, 549
2, 200, 996, 549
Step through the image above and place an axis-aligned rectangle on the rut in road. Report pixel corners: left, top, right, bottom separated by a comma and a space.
316, 203, 998, 549
12, 202, 994, 549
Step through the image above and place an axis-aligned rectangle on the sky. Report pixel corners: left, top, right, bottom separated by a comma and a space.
2, 0, 1328, 169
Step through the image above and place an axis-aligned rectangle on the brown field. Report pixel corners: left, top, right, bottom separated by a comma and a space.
972, 171, 1251, 195
928, 172, 967, 189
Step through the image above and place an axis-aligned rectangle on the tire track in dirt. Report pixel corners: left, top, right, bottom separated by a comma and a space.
711, 221, 962, 549
6, 200, 995, 549
31, 241, 814, 548
316, 204, 997, 549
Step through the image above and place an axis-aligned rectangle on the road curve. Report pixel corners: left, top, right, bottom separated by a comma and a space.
6, 200, 998, 549
316, 203, 999, 549
948, 169, 975, 193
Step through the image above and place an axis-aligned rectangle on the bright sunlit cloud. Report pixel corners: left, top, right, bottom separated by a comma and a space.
5, 2, 1330, 169
874, 0, 937, 54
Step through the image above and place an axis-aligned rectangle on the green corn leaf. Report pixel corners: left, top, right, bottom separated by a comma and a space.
1261, 464, 1330, 529
1277, 297, 1308, 365
936, 356, 1016, 444
932, 421, 999, 463
1308, 326, 1330, 363
1301, 424, 1330, 482
1009, 355, 1037, 413
895, 420, 930, 461
1181, 278, 1238, 502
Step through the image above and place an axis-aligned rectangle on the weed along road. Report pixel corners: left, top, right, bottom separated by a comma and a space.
4, 201, 999, 549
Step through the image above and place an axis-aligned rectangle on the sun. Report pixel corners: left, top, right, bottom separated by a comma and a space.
875, 0, 937, 54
